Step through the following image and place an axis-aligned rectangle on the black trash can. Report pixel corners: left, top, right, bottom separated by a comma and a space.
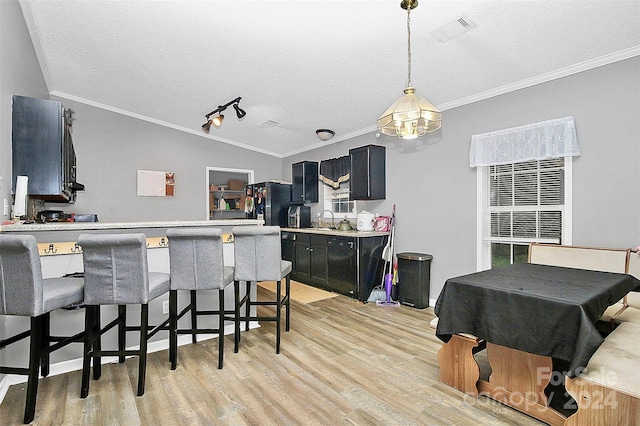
397, 252, 432, 309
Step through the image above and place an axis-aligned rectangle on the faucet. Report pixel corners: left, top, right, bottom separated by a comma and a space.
320, 210, 335, 229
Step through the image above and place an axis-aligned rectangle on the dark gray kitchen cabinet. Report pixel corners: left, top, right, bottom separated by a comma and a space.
283, 230, 388, 300
293, 233, 327, 286
327, 236, 357, 297
292, 161, 318, 203
349, 145, 385, 200
12, 95, 83, 203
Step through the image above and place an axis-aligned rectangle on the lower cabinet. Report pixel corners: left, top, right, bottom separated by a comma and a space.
293, 234, 328, 286
327, 236, 357, 297
282, 231, 387, 300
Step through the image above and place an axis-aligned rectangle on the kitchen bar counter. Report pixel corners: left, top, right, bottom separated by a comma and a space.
0, 219, 262, 232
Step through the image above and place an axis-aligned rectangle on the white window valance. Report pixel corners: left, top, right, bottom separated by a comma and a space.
469, 116, 580, 168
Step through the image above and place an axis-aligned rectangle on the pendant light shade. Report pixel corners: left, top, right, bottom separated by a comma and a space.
377, 0, 442, 139
377, 87, 441, 139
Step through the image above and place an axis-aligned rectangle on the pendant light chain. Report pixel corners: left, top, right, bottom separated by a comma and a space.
406, 7, 412, 88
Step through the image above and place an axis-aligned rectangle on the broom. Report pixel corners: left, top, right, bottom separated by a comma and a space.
367, 205, 395, 303
376, 205, 400, 306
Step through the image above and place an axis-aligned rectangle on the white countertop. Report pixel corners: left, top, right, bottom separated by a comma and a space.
281, 227, 389, 237
0, 219, 263, 232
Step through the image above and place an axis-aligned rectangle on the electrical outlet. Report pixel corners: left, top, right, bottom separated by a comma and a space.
162, 300, 169, 315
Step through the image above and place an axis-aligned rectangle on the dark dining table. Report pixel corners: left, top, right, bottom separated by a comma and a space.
434, 262, 640, 376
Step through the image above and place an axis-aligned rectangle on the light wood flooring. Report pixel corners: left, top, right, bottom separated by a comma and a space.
0, 286, 544, 425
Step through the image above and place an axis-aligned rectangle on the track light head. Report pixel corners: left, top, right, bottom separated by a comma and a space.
212, 114, 224, 128
202, 120, 212, 133
233, 103, 246, 119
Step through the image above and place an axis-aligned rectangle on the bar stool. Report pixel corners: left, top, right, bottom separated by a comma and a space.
77, 233, 170, 398
232, 226, 292, 354
0, 235, 84, 424
166, 228, 235, 370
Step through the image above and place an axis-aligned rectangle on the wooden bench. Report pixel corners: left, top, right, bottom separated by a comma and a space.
529, 243, 635, 323
604, 250, 640, 324
565, 322, 640, 425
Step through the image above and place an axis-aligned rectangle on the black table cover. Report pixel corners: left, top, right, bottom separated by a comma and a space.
435, 263, 640, 376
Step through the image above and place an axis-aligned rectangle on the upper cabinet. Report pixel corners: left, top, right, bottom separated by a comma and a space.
12, 96, 83, 203
292, 161, 318, 203
349, 145, 385, 200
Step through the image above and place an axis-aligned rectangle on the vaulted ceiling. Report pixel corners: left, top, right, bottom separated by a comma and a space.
19, 0, 640, 157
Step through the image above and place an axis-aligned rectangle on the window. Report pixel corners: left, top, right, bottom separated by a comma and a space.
323, 183, 356, 220
477, 158, 573, 269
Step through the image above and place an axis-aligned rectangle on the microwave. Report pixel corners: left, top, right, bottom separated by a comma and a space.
287, 205, 311, 228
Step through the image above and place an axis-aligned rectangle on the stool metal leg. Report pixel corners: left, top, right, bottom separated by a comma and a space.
218, 288, 225, 369
40, 312, 50, 378
169, 290, 178, 370
80, 306, 96, 399
93, 307, 102, 380
190, 290, 198, 344
118, 305, 126, 363
245, 281, 252, 332
137, 304, 149, 396
234, 281, 241, 353
285, 275, 291, 332
24, 316, 43, 424
275, 279, 281, 354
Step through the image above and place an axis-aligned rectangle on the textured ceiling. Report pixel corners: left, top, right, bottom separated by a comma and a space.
19, 0, 640, 158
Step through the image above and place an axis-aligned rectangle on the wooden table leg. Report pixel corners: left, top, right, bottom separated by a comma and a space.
438, 333, 481, 397
477, 342, 566, 426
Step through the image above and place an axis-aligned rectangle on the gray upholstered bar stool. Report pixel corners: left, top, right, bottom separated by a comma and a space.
232, 226, 292, 354
166, 227, 235, 370
0, 235, 84, 424
77, 233, 170, 398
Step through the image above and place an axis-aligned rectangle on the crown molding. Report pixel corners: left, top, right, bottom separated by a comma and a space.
437, 46, 640, 112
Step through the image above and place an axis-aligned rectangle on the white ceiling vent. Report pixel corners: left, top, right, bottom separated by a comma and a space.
430, 14, 477, 43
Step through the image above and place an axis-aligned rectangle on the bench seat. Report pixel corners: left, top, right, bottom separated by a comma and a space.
565, 322, 640, 425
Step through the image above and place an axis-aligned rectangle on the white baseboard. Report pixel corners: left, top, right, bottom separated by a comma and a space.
0, 321, 257, 405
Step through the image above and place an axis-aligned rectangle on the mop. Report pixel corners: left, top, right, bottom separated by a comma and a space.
367, 205, 395, 302
376, 205, 400, 306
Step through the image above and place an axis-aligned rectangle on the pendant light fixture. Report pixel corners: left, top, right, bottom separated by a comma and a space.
377, 0, 442, 139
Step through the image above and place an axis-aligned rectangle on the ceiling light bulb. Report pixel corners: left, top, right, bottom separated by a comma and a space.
212, 114, 224, 128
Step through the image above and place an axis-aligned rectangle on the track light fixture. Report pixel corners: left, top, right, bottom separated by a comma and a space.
202, 97, 246, 133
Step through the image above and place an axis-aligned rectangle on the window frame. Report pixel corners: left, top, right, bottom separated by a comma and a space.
322, 183, 357, 220
476, 158, 573, 270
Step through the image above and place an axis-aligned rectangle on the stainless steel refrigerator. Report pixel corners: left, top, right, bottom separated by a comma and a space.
245, 181, 296, 227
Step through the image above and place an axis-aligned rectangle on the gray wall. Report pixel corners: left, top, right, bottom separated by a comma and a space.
1, 0, 49, 221
1, 0, 639, 371
55, 99, 282, 222
1, 1, 283, 225
282, 57, 640, 303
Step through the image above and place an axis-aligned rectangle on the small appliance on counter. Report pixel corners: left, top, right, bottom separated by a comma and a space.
72, 213, 99, 222
37, 210, 70, 222
356, 210, 376, 231
287, 205, 311, 228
